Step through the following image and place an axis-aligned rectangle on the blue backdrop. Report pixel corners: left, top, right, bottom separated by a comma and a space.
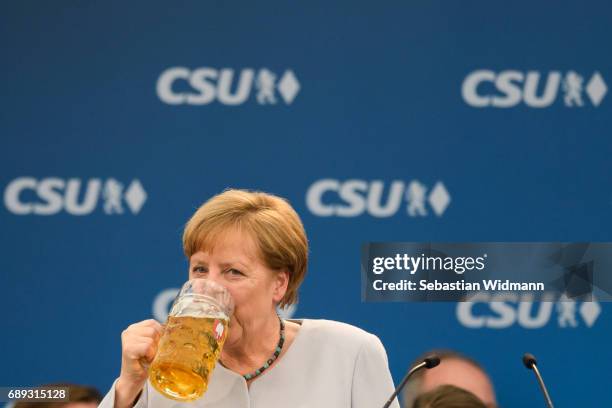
1, 1, 611, 407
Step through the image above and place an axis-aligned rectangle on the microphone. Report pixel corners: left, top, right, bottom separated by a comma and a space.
382, 355, 440, 408
522, 353, 554, 408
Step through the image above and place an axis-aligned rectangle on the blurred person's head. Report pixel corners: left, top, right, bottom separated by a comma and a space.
13, 384, 101, 408
413, 385, 487, 408
401, 350, 496, 408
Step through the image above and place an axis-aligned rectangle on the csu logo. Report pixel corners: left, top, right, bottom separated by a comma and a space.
157, 67, 300, 106
462, 70, 607, 108
3, 177, 147, 216
306, 179, 451, 217
456, 294, 601, 329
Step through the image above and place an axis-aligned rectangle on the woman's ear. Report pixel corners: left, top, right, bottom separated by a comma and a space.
272, 269, 290, 303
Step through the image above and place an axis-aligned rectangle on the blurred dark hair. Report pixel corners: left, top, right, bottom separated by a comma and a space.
413, 385, 487, 408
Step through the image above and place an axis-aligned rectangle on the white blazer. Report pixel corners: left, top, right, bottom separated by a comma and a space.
99, 319, 400, 408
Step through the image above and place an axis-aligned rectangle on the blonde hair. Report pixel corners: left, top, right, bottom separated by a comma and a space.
182, 189, 308, 307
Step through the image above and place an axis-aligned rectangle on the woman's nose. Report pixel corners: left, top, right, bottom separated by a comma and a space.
203, 269, 228, 289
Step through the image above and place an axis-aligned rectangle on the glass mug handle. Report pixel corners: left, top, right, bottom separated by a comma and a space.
138, 321, 166, 369
139, 288, 179, 369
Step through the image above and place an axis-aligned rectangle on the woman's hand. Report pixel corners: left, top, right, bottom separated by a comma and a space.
115, 319, 164, 408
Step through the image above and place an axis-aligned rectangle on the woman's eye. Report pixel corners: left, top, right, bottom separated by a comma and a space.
192, 266, 206, 273
226, 268, 244, 276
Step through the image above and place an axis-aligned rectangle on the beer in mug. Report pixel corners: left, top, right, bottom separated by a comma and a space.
149, 279, 234, 401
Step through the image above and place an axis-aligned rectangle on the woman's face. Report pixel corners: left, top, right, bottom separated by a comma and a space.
188, 228, 288, 332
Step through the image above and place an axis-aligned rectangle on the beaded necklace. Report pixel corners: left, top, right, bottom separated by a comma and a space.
243, 316, 285, 381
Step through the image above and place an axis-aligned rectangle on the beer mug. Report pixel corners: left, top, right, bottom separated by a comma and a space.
149, 279, 234, 401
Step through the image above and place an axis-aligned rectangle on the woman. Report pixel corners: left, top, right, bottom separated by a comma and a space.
100, 189, 399, 408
